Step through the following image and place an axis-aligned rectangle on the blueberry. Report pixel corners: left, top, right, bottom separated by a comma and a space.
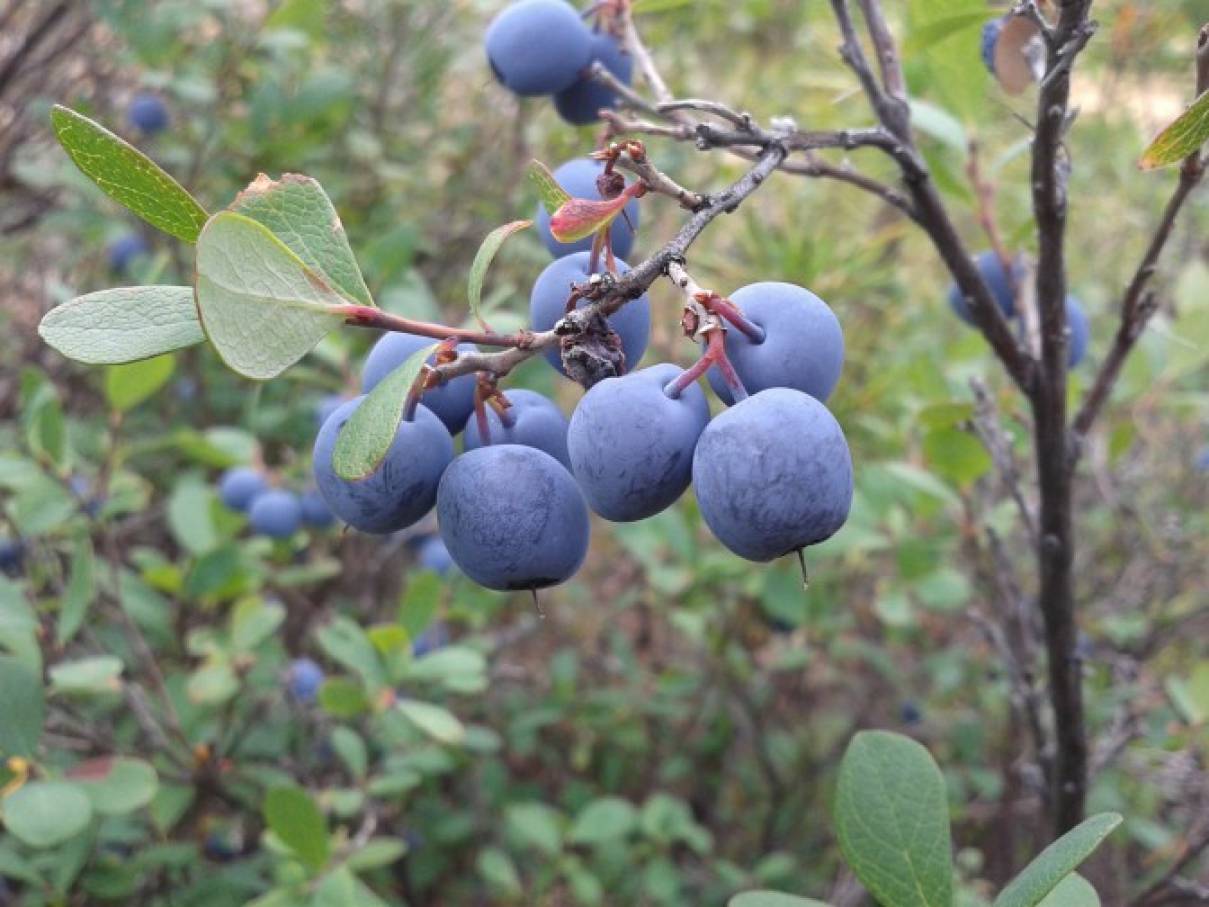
248, 489, 303, 539
947, 250, 1018, 325
981, 18, 1003, 74
418, 535, 455, 576
218, 467, 268, 512
361, 334, 478, 435
705, 282, 844, 405
412, 620, 449, 656
567, 364, 709, 521
693, 388, 853, 562
485, 0, 593, 96
534, 158, 640, 259
529, 250, 650, 378
106, 233, 149, 274
437, 445, 589, 591
68, 474, 102, 517
127, 92, 170, 134
313, 397, 453, 535
1066, 295, 1089, 367
463, 389, 571, 468
900, 701, 923, 725
203, 830, 240, 862
0, 539, 24, 574
300, 489, 336, 529
287, 658, 324, 702
314, 394, 346, 429
554, 31, 633, 125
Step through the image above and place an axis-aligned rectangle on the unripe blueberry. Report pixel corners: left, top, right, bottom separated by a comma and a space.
127, 92, 169, 134
554, 32, 633, 125
567, 364, 709, 521
287, 658, 324, 703
693, 388, 853, 562
707, 282, 844, 405
485, 0, 593, 96
313, 396, 453, 534
361, 334, 477, 435
107, 233, 149, 274
218, 467, 268, 512
534, 158, 640, 259
300, 489, 336, 529
529, 250, 650, 378
463, 389, 570, 468
248, 489, 303, 539
437, 445, 589, 591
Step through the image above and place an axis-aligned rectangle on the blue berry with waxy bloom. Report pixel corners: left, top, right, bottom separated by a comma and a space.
554, 32, 633, 125
0, 539, 24, 574
981, 18, 1003, 74
300, 489, 336, 529
248, 489, 303, 539
567, 364, 710, 521
463, 389, 571, 469
314, 394, 346, 429
107, 233, 149, 274
218, 467, 268, 513
693, 388, 853, 562
529, 250, 650, 379
485, 0, 593, 96
534, 158, 640, 259
1066, 295, 1089, 367
127, 92, 170, 134
437, 444, 589, 591
362, 333, 478, 435
287, 658, 324, 703
418, 535, 455, 576
947, 250, 1019, 325
313, 396, 453, 534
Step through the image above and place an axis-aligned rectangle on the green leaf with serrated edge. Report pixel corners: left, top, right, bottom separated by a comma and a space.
55, 533, 94, 646
263, 785, 329, 873
550, 194, 632, 243
1140, 90, 1209, 169
468, 220, 531, 329
50, 106, 208, 242
993, 813, 1122, 907
332, 343, 436, 480
194, 211, 347, 381
395, 699, 465, 745
2, 782, 92, 848
529, 159, 572, 215
39, 287, 204, 365
835, 730, 953, 907
1035, 874, 1099, 907
105, 354, 175, 412
228, 173, 373, 307
729, 894, 834, 907
0, 655, 44, 757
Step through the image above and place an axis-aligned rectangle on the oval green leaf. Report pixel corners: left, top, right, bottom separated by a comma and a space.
39, 286, 204, 365
51, 106, 208, 243
105, 354, 175, 412
263, 785, 329, 873
1036, 874, 1099, 907
1140, 90, 1209, 169
69, 757, 159, 815
994, 813, 1122, 907
834, 730, 953, 907
0, 655, 45, 758
194, 211, 348, 380
396, 699, 465, 746
331, 343, 437, 480
468, 220, 531, 329
2, 781, 93, 848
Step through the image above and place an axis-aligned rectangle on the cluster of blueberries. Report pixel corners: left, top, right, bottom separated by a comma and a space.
946, 250, 1089, 367
217, 465, 335, 539
484, 0, 632, 125
312, 262, 855, 592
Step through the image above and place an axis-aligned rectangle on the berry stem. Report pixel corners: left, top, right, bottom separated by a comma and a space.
710, 296, 766, 344
402, 366, 430, 423
338, 305, 518, 348
663, 329, 747, 401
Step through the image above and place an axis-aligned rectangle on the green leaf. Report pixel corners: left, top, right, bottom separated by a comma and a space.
1035, 874, 1099, 907
331, 343, 436, 480
904, 11, 988, 53
834, 730, 953, 907
105, 354, 175, 411
318, 678, 368, 718
229, 597, 286, 652
568, 797, 638, 845
263, 785, 330, 873
310, 865, 388, 907
923, 426, 992, 488
505, 801, 563, 856
55, 533, 95, 647
329, 726, 367, 780
993, 813, 1122, 907
1140, 89, 1209, 169
194, 211, 348, 381
477, 847, 523, 897
2, 782, 92, 848
0, 655, 45, 757
528, 159, 572, 215
315, 616, 385, 691
229, 173, 373, 307
68, 757, 158, 815
345, 837, 408, 872
167, 478, 219, 555
48, 656, 123, 695
39, 288, 203, 365
395, 699, 465, 746
50, 106, 208, 243
729, 894, 834, 907
399, 571, 441, 638
467, 220, 531, 329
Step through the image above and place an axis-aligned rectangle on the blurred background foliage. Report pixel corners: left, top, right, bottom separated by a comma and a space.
0, 0, 1207, 904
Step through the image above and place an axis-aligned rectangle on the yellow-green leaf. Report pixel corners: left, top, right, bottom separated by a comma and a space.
468, 220, 531, 329
528, 159, 572, 216
1140, 89, 1209, 169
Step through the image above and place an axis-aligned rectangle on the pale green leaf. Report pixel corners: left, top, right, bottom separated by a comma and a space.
477, 847, 523, 897
263, 785, 330, 872
345, 837, 408, 872
39, 286, 203, 365
468, 220, 531, 329
0, 655, 45, 757
1140, 89, 1209, 169
834, 730, 953, 907
904, 11, 988, 53
105, 354, 175, 411
48, 656, 124, 695
395, 699, 465, 746
2, 782, 92, 848
994, 814, 1122, 907
1036, 874, 1099, 907
568, 797, 638, 845
229, 597, 286, 652
229, 173, 373, 307
55, 533, 95, 647
194, 211, 347, 381
331, 343, 436, 480
51, 106, 208, 243
528, 159, 572, 215
70, 757, 159, 815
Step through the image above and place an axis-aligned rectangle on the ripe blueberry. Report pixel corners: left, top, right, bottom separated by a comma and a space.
485, 0, 593, 96
218, 467, 268, 512
554, 32, 633, 125
248, 489, 303, 539
463, 389, 571, 468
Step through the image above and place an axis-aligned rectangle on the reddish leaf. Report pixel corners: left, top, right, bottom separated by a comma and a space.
549, 195, 632, 244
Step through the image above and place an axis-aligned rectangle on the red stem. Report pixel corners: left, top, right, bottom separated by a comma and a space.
473, 385, 492, 446
338, 305, 518, 348
710, 297, 766, 343
664, 330, 748, 401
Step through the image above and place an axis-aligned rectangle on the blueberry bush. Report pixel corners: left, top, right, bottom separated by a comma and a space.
1, 1, 1208, 904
